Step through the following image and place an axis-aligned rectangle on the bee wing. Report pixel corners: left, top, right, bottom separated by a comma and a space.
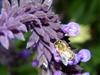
60, 50, 75, 66
60, 53, 69, 66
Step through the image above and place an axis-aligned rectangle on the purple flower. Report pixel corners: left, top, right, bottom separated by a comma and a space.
82, 72, 90, 75
61, 22, 80, 36
69, 49, 91, 64
51, 45, 61, 62
0, 35, 9, 49
54, 70, 62, 75
77, 49, 91, 62
20, 49, 31, 59
54, 52, 61, 62
76, 72, 90, 75
32, 59, 39, 67
68, 54, 80, 65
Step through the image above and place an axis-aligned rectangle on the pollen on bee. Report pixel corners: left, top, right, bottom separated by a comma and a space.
54, 40, 75, 65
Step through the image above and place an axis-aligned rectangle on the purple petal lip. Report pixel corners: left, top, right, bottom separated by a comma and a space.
68, 54, 80, 65
54, 53, 61, 62
54, 70, 62, 75
82, 72, 90, 75
51, 46, 61, 62
77, 49, 91, 62
20, 49, 31, 58
76, 72, 90, 75
32, 59, 39, 67
52, 50, 61, 62
61, 22, 80, 36
68, 49, 91, 65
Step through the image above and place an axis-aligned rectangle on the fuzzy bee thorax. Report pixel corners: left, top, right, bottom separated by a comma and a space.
54, 40, 75, 66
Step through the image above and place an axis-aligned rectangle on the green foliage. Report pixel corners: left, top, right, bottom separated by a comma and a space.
0, 65, 9, 75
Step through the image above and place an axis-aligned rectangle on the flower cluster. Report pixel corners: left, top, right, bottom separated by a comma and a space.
0, 0, 91, 75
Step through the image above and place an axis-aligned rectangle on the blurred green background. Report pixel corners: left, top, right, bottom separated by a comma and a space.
0, 0, 100, 75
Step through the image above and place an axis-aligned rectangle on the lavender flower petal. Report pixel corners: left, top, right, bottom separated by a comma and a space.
15, 14, 37, 22
82, 72, 90, 75
57, 32, 64, 39
38, 42, 44, 50
0, 35, 9, 49
49, 22, 60, 30
43, 0, 53, 10
2, 30, 14, 39
20, 49, 31, 59
2, 0, 11, 13
50, 43, 61, 62
37, 49, 43, 59
43, 27, 58, 39
68, 54, 80, 65
31, 0, 43, 4
14, 32, 25, 41
1, 8, 8, 21
32, 59, 39, 67
34, 28, 51, 43
27, 31, 39, 48
39, 54, 48, 69
8, 5, 18, 17
61, 22, 80, 36
34, 11, 47, 19
11, 0, 18, 6
41, 69, 52, 75
19, 0, 28, 7
54, 53, 61, 62
78, 49, 91, 62
54, 70, 62, 75
17, 24, 27, 32
43, 47, 52, 62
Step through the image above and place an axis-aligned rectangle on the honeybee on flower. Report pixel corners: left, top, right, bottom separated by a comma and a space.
54, 40, 75, 66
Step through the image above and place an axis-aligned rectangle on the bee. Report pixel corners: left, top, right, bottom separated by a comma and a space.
54, 40, 75, 66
